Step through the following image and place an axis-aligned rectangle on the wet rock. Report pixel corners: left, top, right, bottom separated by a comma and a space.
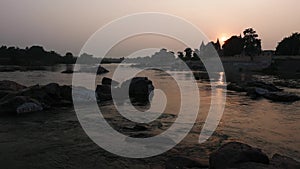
0, 90, 15, 99
19, 85, 56, 106
61, 70, 74, 74
97, 66, 109, 75
102, 77, 119, 86
263, 92, 300, 102
0, 96, 42, 114
0, 80, 26, 91
270, 153, 300, 169
274, 80, 300, 89
96, 85, 112, 101
166, 156, 208, 169
16, 102, 43, 114
42, 83, 61, 97
209, 142, 269, 169
59, 85, 72, 101
246, 81, 283, 92
121, 77, 155, 103
246, 87, 269, 99
227, 83, 246, 92
226, 154, 300, 169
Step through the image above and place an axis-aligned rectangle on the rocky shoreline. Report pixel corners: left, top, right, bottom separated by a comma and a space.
0, 79, 299, 168
226, 81, 300, 102
166, 142, 300, 169
0, 77, 154, 115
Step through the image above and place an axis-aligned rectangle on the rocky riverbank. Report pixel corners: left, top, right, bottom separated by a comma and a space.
0, 77, 154, 115
226, 81, 300, 102
0, 79, 299, 168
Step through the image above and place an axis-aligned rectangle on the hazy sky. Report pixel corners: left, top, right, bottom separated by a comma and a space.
0, 0, 299, 56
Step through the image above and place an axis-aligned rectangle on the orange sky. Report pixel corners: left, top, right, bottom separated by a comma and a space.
0, 0, 299, 56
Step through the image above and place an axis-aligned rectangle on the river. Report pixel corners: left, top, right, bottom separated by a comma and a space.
0, 64, 299, 166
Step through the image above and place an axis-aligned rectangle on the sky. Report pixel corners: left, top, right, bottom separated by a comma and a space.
0, 0, 299, 57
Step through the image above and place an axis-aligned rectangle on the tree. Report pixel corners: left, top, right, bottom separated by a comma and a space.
184, 48, 193, 59
177, 51, 184, 60
243, 28, 261, 57
275, 32, 300, 55
222, 35, 244, 56
213, 39, 221, 52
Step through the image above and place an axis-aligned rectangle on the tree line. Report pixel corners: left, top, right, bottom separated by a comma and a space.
0, 46, 76, 65
0, 46, 124, 65
0, 29, 299, 65
177, 28, 300, 61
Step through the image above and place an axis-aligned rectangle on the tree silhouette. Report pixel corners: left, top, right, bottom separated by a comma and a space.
275, 32, 300, 55
0, 45, 76, 65
184, 48, 193, 59
222, 35, 244, 56
177, 51, 184, 60
243, 28, 261, 57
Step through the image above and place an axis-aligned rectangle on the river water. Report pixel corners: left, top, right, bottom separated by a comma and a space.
0, 64, 299, 161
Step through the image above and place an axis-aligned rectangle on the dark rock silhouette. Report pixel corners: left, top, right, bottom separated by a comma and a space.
209, 142, 270, 169
102, 77, 119, 86
0, 96, 43, 114
209, 142, 300, 169
0, 81, 74, 115
96, 84, 112, 101
0, 80, 26, 91
121, 77, 154, 103
226, 81, 300, 102
270, 153, 300, 169
61, 70, 74, 74
96, 77, 154, 104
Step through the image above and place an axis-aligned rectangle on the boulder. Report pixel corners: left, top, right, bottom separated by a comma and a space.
19, 85, 55, 106
16, 102, 43, 114
97, 66, 109, 75
102, 77, 119, 86
166, 156, 208, 169
121, 77, 154, 103
246, 87, 269, 99
227, 83, 246, 92
0, 96, 42, 115
59, 85, 72, 101
209, 142, 269, 169
0, 80, 26, 91
42, 83, 61, 97
0, 90, 15, 99
226, 154, 300, 169
263, 92, 300, 102
95, 85, 112, 101
270, 153, 300, 169
61, 70, 74, 74
246, 81, 282, 92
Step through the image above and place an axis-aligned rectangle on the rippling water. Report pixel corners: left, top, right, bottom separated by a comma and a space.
0, 64, 299, 160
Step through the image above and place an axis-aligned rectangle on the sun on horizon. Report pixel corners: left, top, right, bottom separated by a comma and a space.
220, 35, 229, 44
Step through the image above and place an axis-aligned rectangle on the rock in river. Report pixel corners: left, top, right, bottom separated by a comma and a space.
209, 142, 269, 169
0, 96, 43, 114
121, 77, 155, 103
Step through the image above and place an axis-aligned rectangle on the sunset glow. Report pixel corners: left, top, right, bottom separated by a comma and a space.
220, 36, 229, 44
